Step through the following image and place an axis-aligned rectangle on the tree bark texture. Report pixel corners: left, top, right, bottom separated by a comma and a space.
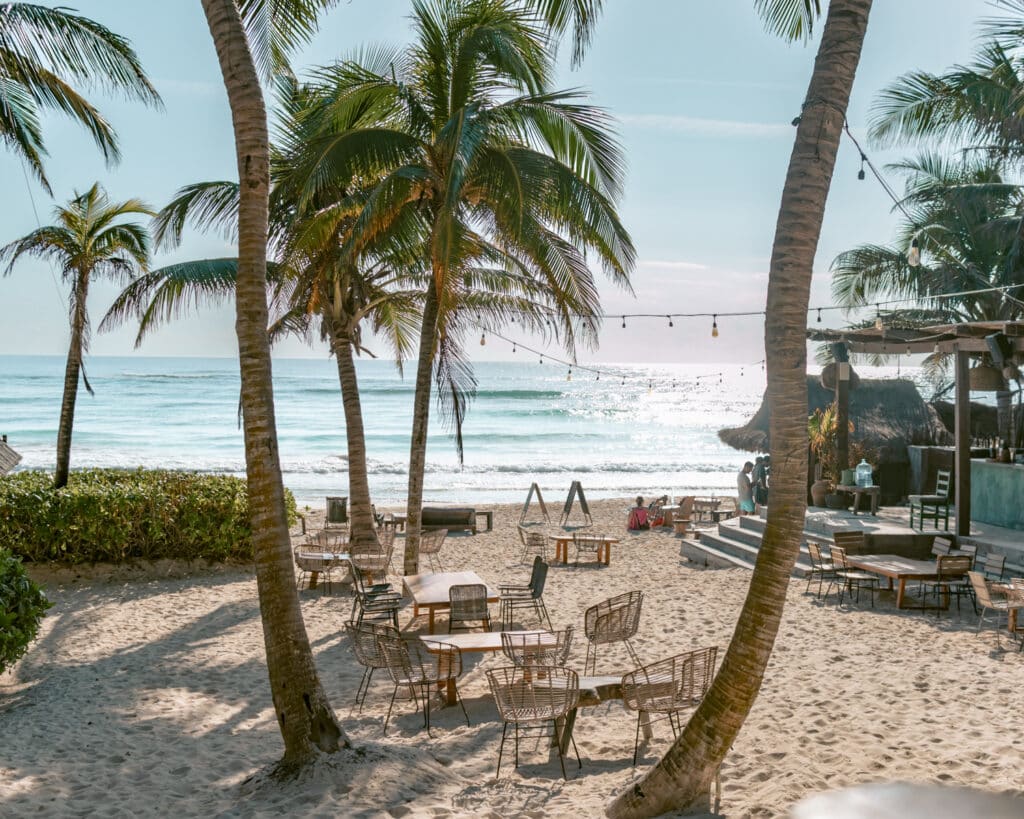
403, 284, 440, 576
331, 323, 379, 551
201, 0, 346, 765
54, 272, 89, 489
607, 2, 873, 815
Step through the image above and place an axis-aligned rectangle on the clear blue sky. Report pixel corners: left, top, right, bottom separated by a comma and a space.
0, 0, 993, 365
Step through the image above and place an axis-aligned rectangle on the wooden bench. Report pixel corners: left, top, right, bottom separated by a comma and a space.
422, 506, 477, 533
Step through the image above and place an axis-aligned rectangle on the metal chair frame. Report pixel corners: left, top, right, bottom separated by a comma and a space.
826, 545, 879, 607
448, 583, 492, 632
345, 621, 399, 709
419, 528, 448, 572
804, 542, 836, 598
968, 571, 1024, 651
518, 529, 549, 564
583, 590, 643, 674
346, 558, 401, 629
499, 556, 553, 630
921, 555, 975, 616
500, 627, 574, 667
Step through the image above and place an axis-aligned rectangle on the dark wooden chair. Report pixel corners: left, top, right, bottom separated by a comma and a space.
909, 469, 951, 530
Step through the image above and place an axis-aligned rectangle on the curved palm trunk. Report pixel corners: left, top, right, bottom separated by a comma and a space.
54, 274, 90, 489
201, 0, 345, 766
607, 2, 873, 816
404, 284, 440, 575
331, 326, 379, 551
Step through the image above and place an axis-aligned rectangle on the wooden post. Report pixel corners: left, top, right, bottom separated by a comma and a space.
954, 348, 971, 536
835, 361, 850, 481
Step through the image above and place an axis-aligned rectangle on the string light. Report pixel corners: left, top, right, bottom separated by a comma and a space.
857, 152, 866, 181
480, 331, 486, 346
539, 355, 543, 364
512, 342, 516, 353
907, 237, 921, 268
711, 315, 719, 338
647, 380, 653, 394
621, 315, 626, 329
874, 304, 883, 331
566, 367, 572, 382
817, 308, 822, 323
667, 315, 673, 327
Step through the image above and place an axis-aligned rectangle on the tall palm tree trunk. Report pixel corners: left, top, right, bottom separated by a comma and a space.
331, 327, 379, 551
404, 284, 440, 575
54, 275, 90, 489
201, 0, 345, 766
607, 2, 873, 816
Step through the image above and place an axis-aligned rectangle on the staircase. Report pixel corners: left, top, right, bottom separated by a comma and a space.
680, 514, 823, 577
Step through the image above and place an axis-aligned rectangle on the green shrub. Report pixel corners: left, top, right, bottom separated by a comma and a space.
0, 548, 52, 674
0, 469, 297, 565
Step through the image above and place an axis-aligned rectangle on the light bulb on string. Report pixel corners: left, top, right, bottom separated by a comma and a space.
512, 342, 516, 353
647, 380, 653, 394
817, 308, 822, 323
874, 305, 883, 331
566, 367, 572, 382
857, 153, 866, 181
621, 315, 626, 329
740, 367, 745, 377
595, 372, 600, 382
906, 345, 911, 354
539, 355, 543, 365
711, 315, 719, 338
621, 376, 625, 386
480, 331, 486, 346
667, 315, 673, 327
907, 237, 921, 268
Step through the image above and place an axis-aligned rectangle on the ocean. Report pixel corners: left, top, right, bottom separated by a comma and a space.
1, 354, 916, 509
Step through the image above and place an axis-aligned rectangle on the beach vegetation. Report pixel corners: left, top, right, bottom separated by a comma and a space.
0, 469, 296, 565
0, 184, 153, 490
607, 1, 874, 815
0, 2, 161, 192
0, 547, 51, 675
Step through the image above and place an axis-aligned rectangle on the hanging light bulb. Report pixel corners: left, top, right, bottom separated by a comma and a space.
874, 305, 883, 331
539, 355, 543, 364
566, 367, 572, 382
595, 372, 600, 382
907, 237, 921, 267
857, 153, 867, 181
740, 367, 745, 377
621, 315, 626, 329
711, 315, 719, 338
512, 342, 516, 353
647, 380, 653, 394
621, 376, 625, 386
667, 315, 674, 327
933, 343, 940, 354
906, 345, 911, 354
817, 308, 822, 323
480, 331, 486, 346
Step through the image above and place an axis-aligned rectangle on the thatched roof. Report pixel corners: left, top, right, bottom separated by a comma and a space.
0, 439, 22, 475
931, 400, 1001, 440
718, 377, 951, 464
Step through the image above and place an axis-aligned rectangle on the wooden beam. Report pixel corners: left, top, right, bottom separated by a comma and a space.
954, 348, 971, 537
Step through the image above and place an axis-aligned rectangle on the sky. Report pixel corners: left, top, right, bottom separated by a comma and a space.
0, 0, 996, 366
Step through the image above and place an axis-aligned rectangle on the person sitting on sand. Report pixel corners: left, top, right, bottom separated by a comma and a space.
628, 496, 650, 530
737, 461, 755, 516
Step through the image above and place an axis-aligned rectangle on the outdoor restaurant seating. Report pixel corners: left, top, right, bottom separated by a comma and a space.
621, 646, 718, 766
908, 468, 952, 531
376, 632, 469, 736
448, 583, 492, 632
518, 528, 549, 563
572, 532, 605, 565
499, 556, 552, 630
920, 555, 975, 615
486, 665, 582, 779
345, 620, 398, 709
967, 571, 1024, 650
805, 542, 836, 599
500, 627, 574, 667
980, 552, 1006, 581
293, 547, 345, 594
347, 558, 402, 629
420, 528, 448, 572
826, 545, 879, 607
583, 590, 643, 673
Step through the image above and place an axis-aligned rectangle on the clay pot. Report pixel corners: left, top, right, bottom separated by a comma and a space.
811, 479, 830, 507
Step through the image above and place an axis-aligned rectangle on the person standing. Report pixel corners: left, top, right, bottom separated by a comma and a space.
751, 456, 768, 506
737, 461, 755, 515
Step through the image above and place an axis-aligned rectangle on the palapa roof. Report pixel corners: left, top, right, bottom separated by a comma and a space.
807, 320, 1024, 355
0, 439, 22, 475
718, 376, 951, 464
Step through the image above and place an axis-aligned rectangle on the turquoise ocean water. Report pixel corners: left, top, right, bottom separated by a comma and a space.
2, 354, 880, 509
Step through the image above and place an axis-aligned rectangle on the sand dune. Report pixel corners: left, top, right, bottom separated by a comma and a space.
3, 498, 1023, 817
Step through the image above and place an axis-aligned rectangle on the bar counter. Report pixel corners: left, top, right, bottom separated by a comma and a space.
970, 459, 1024, 531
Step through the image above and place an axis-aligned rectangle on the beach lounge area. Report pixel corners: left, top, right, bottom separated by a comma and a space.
4, 497, 1023, 817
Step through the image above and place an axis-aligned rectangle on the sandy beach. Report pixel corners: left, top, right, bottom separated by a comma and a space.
3, 497, 1023, 818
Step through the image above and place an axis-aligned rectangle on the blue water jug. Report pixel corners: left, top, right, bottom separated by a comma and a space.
855, 459, 873, 487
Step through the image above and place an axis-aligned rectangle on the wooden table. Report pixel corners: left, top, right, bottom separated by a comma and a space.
992, 579, 1024, 633
402, 571, 498, 633
547, 533, 617, 565
845, 554, 944, 609
835, 484, 880, 515
693, 498, 722, 523
296, 550, 350, 590
421, 630, 551, 704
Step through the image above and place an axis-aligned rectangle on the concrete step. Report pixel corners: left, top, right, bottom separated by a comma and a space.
693, 528, 813, 577
680, 537, 756, 572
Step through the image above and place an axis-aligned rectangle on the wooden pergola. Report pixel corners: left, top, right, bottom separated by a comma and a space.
807, 320, 1024, 535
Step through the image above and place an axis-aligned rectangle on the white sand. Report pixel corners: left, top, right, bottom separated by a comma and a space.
3, 498, 1023, 817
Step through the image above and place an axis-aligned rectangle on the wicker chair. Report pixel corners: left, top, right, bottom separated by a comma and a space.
572, 532, 605, 566
309, 528, 350, 551
346, 558, 401, 629
420, 528, 448, 572
448, 583, 491, 632
825, 545, 879, 607
499, 556, 552, 630
294, 548, 345, 594
621, 646, 718, 765
375, 525, 398, 576
518, 528, 549, 564
921, 555, 975, 616
968, 572, 1024, 650
345, 621, 398, 709
501, 627, 574, 667
583, 590, 643, 673
486, 665, 581, 779
351, 538, 394, 586
804, 542, 836, 599
376, 633, 469, 735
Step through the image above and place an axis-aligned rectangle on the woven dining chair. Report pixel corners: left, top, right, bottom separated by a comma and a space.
449, 583, 491, 632
583, 590, 643, 673
499, 557, 552, 630
345, 620, 399, 709
346, 558, 401, 629
500, 627, 574, 667
376, 633, 470, 736
293, 547, 344, 594
572, 532, 604, 566
621, 646, 718, 765
519, 529, 549, 564
420, 528, 448, 572
968, 572, 1024, 650
486, 665, 581, 779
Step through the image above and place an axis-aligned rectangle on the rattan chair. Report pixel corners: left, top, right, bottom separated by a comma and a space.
518, 529, 549, 564
345, 620, 399, 709
309, 528, 350, 551
572, 532, 605, 566
448, 583, 491, 632
968, 571, 1024, 650
804, 542, 836, 598
921, 555, 975, 616
294, 547, 345, 594
376, 633, 470, 735
500, 627, 574, 667
499, 556, 552, 630
825, 545, 879, 607
621, 646, 718, 765
486, 665, 581, 779
420, 528, 448, 572
346, 558, 401, 629
351, 538, 394, 586
583, 590, 643, 673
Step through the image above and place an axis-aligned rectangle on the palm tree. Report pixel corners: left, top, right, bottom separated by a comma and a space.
0, 3, 161, 191
832, 152, 1024, 438
0, 183, 152, 488
199, 0, 346, 766
607, 1, 874, 815
290, 0, 635, 575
